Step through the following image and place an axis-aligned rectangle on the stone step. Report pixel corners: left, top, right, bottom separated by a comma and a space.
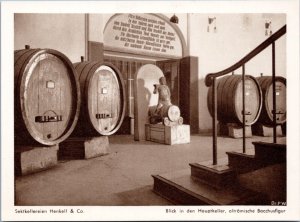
237, 163, 286, 204
58, 136, 109, 160
152, 169, 268, 205
189, 163, 236, 188
252, 124, 283, 137
226, 142, 286, 173
253, 142, 286, 164
226, 151, 263, 173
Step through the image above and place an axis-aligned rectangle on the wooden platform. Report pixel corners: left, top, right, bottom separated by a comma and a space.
253, 141, 286, 164
153, 141, 286, 205
190, 163, 236, 188
227, 141, 286, 173
152, 169, 267, 205
226, 151, 260, 173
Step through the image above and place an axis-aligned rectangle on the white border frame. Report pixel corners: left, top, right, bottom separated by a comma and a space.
1, 1, 300, 221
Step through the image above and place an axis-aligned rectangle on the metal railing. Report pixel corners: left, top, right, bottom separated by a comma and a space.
205, 25, 286, 165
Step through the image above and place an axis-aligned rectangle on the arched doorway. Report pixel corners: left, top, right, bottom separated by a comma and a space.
102, 13, 196, 135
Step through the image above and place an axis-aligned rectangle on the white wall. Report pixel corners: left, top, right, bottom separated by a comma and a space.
88, 14, 104, 42
14, 14, 85, 63
14, 13, 286, 133
188, 14, 286, 132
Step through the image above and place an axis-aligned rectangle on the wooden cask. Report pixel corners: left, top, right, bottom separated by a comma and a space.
256, 76, 286, 126
14, 47, 81, 146
149, 105, 181, 121
72, 61, 126, 136
207, 75, 262, 125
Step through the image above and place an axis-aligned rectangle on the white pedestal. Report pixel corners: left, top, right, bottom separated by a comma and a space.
252, 124, 283, 137
145, 124, 190, 145
218, 122, 252, 138
59, 136, 109, 160
15, 145, 58, 176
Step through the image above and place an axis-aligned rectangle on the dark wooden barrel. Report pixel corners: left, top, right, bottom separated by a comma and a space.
72, 60, 126, 136
256, 76, 286, 126
207, 75, 262, 125
14, 46, 81, 146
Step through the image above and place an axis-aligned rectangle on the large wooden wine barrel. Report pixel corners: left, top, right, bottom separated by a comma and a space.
207, 75, 262, 125
14, 46, 81, 146
72, 61, 126, 136
256, 76, 286, 126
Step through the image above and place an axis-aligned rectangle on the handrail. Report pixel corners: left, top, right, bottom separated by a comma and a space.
205, 25, 286, 87
206, 24, 286, 165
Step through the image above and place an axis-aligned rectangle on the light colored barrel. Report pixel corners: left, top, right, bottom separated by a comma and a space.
14, 47, 81, 145
148, 105, 181, 122
72, 61, 126, 136
207, 75, 262, 125
160, 105, 181, 122
256, 76, 286, 126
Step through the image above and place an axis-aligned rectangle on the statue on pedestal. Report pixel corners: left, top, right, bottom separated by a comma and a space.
149, 76, 183, 126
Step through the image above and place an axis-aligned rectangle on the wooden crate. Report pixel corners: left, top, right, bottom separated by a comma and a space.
145, 124, 190, 145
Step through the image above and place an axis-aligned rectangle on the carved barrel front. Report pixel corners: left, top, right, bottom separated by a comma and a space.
72, 61, 126, 136
14, 47, 81, 145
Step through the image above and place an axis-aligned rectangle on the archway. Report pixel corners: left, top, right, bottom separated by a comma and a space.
103, 13, 188, 135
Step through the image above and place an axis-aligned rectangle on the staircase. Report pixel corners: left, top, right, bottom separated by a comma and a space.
227, 141, 286, 173
152, 24, 287, 205
152, 142, 286, 205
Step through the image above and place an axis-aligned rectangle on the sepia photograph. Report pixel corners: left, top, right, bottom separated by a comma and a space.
1, 0, 300, 221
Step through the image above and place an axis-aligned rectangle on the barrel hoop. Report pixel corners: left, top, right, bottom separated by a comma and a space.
75, 62, 91, 80
231, 76, 243, 122
14, 49, 42, 140
250, 75, 263, 124
227, 76, 240, 122
82, 62, 102, 104
219, 76, 229, 120
259, 76, 286, 124
80, 62, 99, 84
257, 77, 270, 124
15, 49, 41, 100
73, 61, 85, 70
14, 49, 34, 65
83, 62, 103, 117
102, 62, 126, 135
77, 62, 94, 97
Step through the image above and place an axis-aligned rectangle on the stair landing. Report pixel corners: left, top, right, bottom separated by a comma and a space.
152, 169, 267, 205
